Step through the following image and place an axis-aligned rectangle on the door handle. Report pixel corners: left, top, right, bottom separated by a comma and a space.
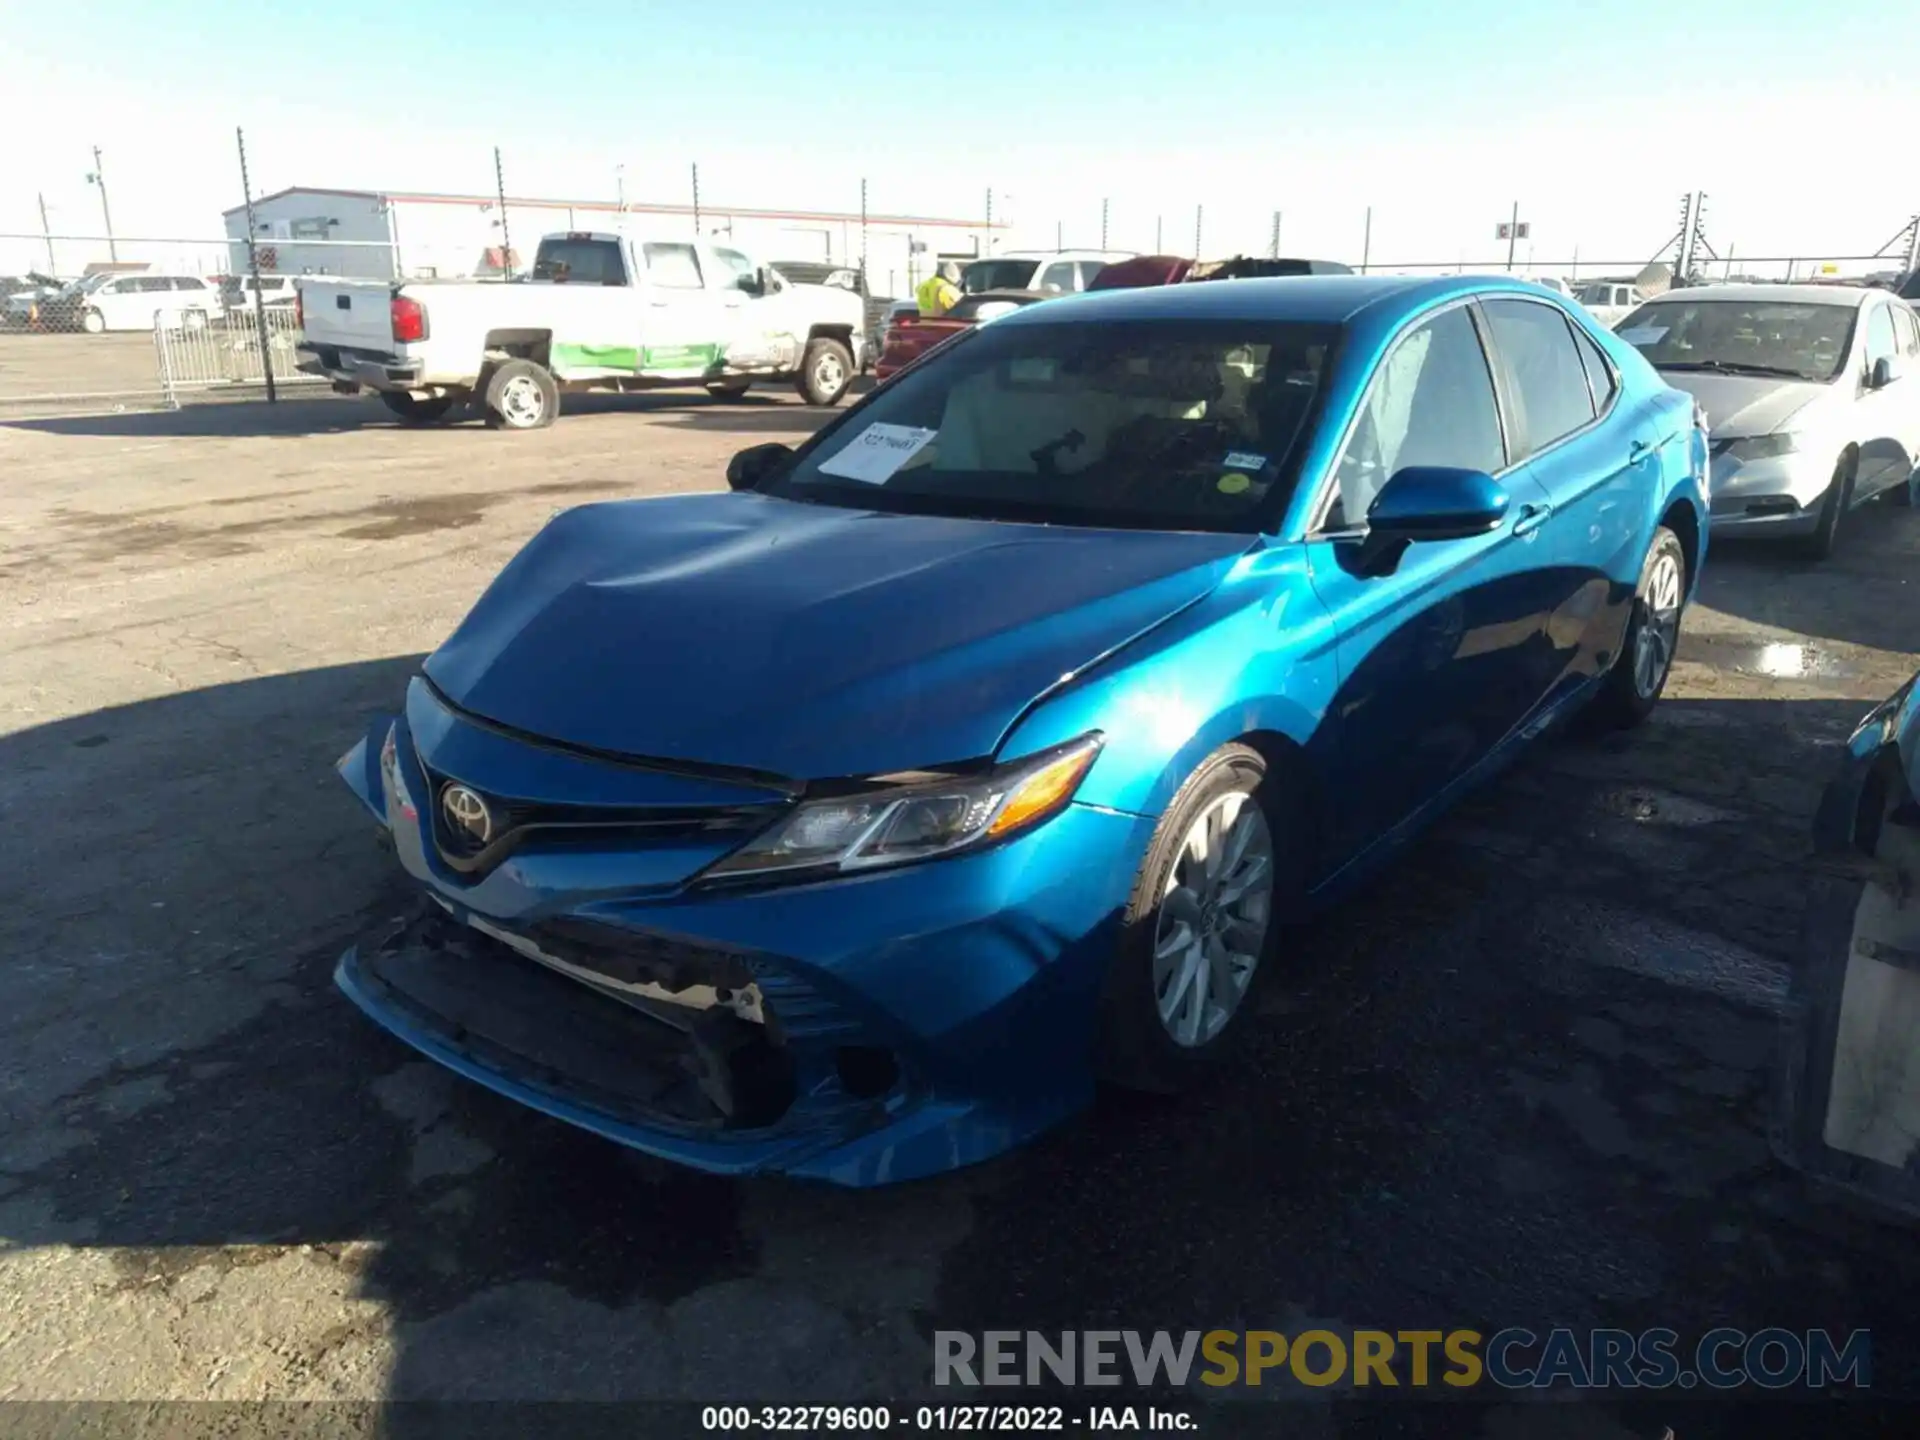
1629, 439, 1653, 462
1512, 501, 1553, 537
648, 300, 670, 308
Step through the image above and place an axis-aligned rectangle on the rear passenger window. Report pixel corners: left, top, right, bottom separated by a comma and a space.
1036, 261, 1077, 294
1893, 304, 1920, 358
1481, 298, 1597, 458
1571, 325, 1618, 410
642, 243, 705, 289
1323, 305, 1505, 530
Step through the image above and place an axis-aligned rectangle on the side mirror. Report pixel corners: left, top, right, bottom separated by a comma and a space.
739, 269, 765, 296
1870, 356, 1898, 390
726, 442, 792, 491
1351, 466, 1510, 576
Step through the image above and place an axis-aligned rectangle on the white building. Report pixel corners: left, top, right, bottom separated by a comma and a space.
221, 187, 999, 299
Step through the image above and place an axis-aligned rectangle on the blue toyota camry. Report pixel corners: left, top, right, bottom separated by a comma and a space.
334, 274, 1708, 1186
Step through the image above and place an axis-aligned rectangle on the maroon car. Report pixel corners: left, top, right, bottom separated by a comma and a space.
872, 289, 1047, 380
1087, 255, 1354, 290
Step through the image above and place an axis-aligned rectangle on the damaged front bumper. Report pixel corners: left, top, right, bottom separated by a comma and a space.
332, 707, 1153, 1186
1778, 671, 1920, 1217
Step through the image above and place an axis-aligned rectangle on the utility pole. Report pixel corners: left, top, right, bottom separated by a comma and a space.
1269, 210, 1281, 260
1361, 206, 1372, 273
235, 127, 276, 403
1194, 205, 1203, 258
1155, 215, 1162, 252
1056, 220, 1063, 253
691, 162, 701, 234
1505, 200, 1521, 271
985, 188, 993, 255
1100, 198, 1109, 250
859, 177, 868, 290
85, 146, 117, 261
493, 146, 512, 270
37, 193, 56, 273
616, 164, 625, 213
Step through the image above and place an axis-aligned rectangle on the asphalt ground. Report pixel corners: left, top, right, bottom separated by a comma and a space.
2, 386, 1918, 1435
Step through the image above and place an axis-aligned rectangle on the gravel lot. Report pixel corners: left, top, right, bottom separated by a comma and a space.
2, 387, 1918, 1432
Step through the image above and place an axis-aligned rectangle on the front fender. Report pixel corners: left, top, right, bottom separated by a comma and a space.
1001, 546, 1337, 819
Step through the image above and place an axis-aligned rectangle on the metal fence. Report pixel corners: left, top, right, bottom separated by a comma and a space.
153, 305, 319, 409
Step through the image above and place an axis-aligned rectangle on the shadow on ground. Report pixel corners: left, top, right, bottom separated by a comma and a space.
4, 643, 1920, 1421
1698, 498, 1920, 655
1, 382, 863, 440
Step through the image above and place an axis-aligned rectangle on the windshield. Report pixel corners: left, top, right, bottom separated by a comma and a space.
963, 259, 1040, 294
1616, 299, 1859, 383
764, 318, 1341, 533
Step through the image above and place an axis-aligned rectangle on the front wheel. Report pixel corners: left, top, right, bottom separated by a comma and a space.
795, 337, 854, 406
1800, 455, 1855, 559
81, 308, 105, 335
482, 358, 559, 431
1586, 524, 1687, 731
705, 379, 753, 401
1098, 744, 1299, 1094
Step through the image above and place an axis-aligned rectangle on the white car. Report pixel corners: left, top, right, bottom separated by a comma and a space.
296, 231, 867, 429
961, 251, 1132, 296
222, 274, 301, 315
1528, 276, 1574, 298
1577, 281, 1645, 329
73, 273, 221, 333
1617, 283, 1920, 557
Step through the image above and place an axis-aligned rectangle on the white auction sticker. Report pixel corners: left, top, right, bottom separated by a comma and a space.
816, 423, 938, 484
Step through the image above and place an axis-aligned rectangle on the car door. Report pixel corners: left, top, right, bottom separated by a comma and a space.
1478, 296, 1646, 705
1301, 300, 1558, 868
93, 277, 138, 328
1857, 300, 1910, 499
705, 243, 769, 363
1034, 259, 1078, 296
1891, 304, 1920, 485
636, 241, 722, 372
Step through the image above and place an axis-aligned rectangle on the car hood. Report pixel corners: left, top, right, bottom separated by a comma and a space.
424, 492, 1252, 780
1659, 370, 1827, 438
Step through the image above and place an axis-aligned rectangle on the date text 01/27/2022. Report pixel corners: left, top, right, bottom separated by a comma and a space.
700, 1404, 1197, 1431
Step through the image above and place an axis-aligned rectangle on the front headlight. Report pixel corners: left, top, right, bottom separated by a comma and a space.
1726, 432, 1799, 460
704, 734, 1103, 880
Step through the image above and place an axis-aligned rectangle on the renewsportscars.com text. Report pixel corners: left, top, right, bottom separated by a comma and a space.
934, 1328, 1870, 1391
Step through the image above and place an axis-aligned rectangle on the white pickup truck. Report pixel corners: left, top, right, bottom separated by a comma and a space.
295, 231, 867, 430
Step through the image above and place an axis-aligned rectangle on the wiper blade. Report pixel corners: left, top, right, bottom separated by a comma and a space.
1661, 360, 1811, 379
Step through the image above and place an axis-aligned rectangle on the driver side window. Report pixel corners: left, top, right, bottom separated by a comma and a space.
1322, 305, 1505, 530
711, 247, 757, 291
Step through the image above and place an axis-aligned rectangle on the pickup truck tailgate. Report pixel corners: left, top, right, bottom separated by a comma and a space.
300, 280, 394, 352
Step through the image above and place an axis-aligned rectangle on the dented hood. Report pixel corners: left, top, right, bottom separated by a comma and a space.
424, 492, 1250, 779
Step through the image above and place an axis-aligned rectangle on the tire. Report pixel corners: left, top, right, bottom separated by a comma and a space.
81, 308, 105, 335
795, 337, 854, 406
1097, 744, 1302, 1094
380, 391, 458, 425
1587, 524, 1688, 731
1892, 463, 1917, 508
705, 379, 754, 401
482, 358, 559, 431
1800, 455, 1855, 560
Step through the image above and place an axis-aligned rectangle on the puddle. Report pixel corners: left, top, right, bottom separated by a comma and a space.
1594, 787, 1742, 827
1680, 635, 1859, 681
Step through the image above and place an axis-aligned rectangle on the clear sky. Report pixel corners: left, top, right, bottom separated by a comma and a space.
2, 0, 1915, 276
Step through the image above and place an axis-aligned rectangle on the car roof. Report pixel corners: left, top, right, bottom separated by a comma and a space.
1635, 283, 1874, 309
989, 272, 1558, 327
983, 250, 1132, 263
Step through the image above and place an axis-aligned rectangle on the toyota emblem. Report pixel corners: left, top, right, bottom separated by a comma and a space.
440, 784, 493, 847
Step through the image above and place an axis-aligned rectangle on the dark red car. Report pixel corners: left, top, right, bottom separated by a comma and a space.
1087, 255, 1354, 290
872, 289, 1047, 380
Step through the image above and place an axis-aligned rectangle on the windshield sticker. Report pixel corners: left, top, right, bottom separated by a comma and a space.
1216, 473, 1253, 495
1222, 451, 1267, 471
816, 423, 938, 484
1618, 325, 1668, 345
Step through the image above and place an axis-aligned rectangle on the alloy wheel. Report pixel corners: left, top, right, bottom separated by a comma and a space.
1151, 791, 1274, 1047
1633, 549, 1684, 699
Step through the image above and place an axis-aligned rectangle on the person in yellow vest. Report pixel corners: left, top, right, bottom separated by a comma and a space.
915, 261, 963, 318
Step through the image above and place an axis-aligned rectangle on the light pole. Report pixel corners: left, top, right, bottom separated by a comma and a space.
616, 164, 625, 213
85, 146, 117, 261
37, 193, 56, 273
1504, 200, 1521, 272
